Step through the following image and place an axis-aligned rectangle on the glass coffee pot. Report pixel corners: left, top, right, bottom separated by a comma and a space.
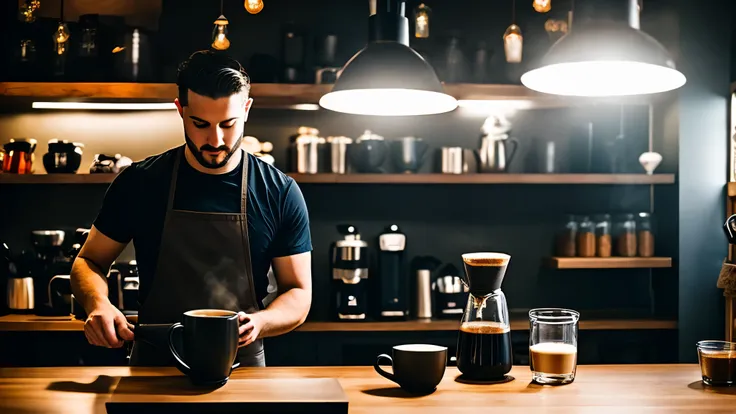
456, 252, 513, 381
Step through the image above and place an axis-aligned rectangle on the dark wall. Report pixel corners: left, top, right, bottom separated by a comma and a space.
676, 0, 731, 362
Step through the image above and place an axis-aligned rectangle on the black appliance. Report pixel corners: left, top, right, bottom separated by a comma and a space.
331, 225, 369, 320
377, 224, 408, 319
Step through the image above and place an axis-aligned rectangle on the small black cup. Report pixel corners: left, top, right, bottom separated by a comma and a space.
374, 344, 447, 394
169, 309, 240, 386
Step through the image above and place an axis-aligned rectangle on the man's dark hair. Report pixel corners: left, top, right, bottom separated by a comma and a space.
176, 50, 251, 106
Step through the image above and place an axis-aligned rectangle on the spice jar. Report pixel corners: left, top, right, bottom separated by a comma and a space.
555, 215, 578, 257
576, 216, 596, 257
637, 212, 655, 257
594, 214, 612, 257
614, 214, 637, 257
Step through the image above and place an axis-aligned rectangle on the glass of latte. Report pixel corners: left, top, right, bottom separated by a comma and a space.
528, 308, 579, 385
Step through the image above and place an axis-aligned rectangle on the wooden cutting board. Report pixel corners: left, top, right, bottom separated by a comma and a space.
105, 376, 349, 414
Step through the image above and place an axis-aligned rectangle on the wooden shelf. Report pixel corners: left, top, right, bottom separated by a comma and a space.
0, 314, 676, 332
0, 173, 676, 185
545, 257, 673, 269
0, 82, 662, 108
728, 182, 736, 198
297, 318, 677, 331
290, 173, 676, 185
0, 173, 117, 184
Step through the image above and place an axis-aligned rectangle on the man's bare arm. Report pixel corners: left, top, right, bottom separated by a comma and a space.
70, 226, 134, 348
238, 251, 312, 346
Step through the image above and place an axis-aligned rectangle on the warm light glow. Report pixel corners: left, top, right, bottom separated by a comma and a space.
54, 23, 71, 55
244, 0, 264, 14
32, 102, 177, 110
211, 16, 230, 50
520, 61, 687, 96
414, 3, 431, 38
533, 0, 551, 13
457, 99, 533, 116
319, 89, 458, 116
289, 104, 321, 111
503, 25, 523, 63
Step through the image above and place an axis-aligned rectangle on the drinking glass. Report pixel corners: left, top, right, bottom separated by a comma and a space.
529, 308, 579, 385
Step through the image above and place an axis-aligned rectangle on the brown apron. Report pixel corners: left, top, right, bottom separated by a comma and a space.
129, 146, 265, 367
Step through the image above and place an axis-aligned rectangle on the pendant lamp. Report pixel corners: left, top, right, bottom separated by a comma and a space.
520, 0, 685, 97
319, 0, 457, 116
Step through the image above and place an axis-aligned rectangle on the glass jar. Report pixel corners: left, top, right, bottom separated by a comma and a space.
614, 214, 637, 257
637, 212, 655, 257
457, 253, 513, 381
593, 214, 612, 257
576, 216, 595, 257
555, 215, 578, 257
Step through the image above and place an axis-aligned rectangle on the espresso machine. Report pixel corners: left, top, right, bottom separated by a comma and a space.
331, 225, 369, 320
377, 224, 408, 319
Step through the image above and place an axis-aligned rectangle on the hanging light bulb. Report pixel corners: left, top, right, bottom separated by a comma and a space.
413, 3, 431, 38
211, 15, 231, 50
533, 0, 551, 13
53, 22, 70, 55
244, 0, 264, 14
503, 24, 523, 63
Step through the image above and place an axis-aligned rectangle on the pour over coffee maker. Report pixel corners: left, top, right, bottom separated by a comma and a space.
456, 252, 513, 381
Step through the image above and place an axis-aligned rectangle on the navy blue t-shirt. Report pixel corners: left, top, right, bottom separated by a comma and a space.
93, 146, 312, 309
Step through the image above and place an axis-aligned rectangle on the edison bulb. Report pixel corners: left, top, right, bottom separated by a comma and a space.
503, 24, 523, 63
244, 0, 264, 14
211, 15, 231, 50
53, 23, 71, 55
533, 0, 551, 13
413, 3, 431, 38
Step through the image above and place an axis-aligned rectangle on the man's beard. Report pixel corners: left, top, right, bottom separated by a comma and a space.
185, 134, 243, 169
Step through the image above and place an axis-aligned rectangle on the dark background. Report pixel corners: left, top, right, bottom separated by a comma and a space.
0, 0, 732, 366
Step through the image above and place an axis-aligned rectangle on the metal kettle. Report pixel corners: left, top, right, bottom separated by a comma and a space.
477, 134, 519, 173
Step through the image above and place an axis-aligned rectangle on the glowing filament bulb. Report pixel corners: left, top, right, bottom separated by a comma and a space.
533, 0, 551, 13
211, 15, 231, 50
413, 3, 431, 38
503, 24, 523, 63
244, 0, 264, 14
53, 22, 71, 55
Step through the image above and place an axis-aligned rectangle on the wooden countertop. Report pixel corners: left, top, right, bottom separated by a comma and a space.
0, 314, 678, 332
0, 365, 730, 413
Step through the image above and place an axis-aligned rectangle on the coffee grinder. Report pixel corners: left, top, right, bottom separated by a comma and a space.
331, 225, 369, 320
377, 224, 408, 319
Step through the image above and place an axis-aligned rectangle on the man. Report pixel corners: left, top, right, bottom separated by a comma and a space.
70, 50, 312, 367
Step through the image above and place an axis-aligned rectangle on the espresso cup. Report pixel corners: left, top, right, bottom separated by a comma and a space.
168, 309, 241, 386
374, 344, 447, 394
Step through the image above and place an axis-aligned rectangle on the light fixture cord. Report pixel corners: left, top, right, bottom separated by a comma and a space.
512, 0, 516, 23
60, 0, 64, 21
220, 0, 224, 15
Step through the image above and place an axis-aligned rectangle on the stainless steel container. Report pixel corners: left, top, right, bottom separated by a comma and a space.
440, 147, 477, 174
327, 136, 352, 174
416, 269, 433, 319
7, 277, 34, 310
293, 134, 325, 174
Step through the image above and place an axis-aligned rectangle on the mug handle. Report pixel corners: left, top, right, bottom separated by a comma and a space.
374, 354, 396, 383
505, 137, 520, 166
168, 323, 191, 375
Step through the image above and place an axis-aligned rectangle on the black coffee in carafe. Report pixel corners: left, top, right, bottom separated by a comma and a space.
456, 252, 513, 381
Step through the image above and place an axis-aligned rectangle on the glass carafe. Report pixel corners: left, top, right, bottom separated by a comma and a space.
457, 252, 513, 381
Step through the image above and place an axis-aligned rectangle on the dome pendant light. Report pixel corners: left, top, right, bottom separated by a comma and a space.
319, 0, 457, 116
520, 0, 686, 97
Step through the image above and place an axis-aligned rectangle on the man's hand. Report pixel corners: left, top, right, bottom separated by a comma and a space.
238, 311, 263, 348
84, 298, 134, 348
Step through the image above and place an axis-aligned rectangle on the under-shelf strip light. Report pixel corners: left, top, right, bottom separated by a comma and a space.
32, 102, 178, 110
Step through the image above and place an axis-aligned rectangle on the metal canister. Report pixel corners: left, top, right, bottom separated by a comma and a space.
327, 136, 352, 174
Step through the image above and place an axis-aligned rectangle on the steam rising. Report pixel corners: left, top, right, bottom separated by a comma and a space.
203, 256, 246, 311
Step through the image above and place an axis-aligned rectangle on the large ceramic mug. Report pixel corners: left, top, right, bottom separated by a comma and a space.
136, 309, 241, 386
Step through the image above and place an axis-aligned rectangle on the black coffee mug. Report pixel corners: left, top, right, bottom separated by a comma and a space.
374, 344, 447, 394
168, 309, 241, 386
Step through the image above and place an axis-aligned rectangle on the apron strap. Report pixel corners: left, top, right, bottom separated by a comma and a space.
166, 146, 184, 211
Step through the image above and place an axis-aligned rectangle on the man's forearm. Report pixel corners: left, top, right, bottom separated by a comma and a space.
256, 287, 311, 338
70, 257, 111, 313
